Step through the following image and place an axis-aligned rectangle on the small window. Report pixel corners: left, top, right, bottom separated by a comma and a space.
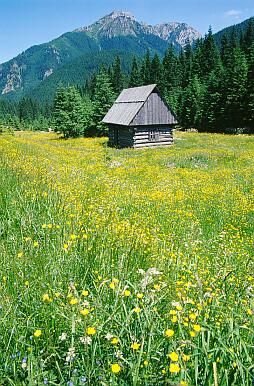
149, 130, 160, 141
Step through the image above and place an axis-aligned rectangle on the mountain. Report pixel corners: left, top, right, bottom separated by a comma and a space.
213, 16, 254, 45
0, 11, 201, 102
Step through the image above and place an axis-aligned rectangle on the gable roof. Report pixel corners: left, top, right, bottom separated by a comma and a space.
103, 84, 172, 126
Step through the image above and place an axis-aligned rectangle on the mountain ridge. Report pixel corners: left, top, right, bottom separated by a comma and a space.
0, 11, 201, 101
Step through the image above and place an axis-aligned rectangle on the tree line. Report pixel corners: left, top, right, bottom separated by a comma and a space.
1, 20, 254, 136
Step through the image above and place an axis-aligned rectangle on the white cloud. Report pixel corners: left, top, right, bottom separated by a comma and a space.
224, 9, 243, 19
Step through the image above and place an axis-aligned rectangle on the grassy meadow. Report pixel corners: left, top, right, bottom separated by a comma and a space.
0, 131, 253, 385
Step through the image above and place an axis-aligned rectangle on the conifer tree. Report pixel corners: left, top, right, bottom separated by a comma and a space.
150, 54, 162, 89
221, 45, 248, 129
140, 50, 152, 85
53, 86, 85, 138
179, 75, 204, 129
245, 44, 254, 130
92, 67, 115, 134
111, 56, 125, 94
163, 46, 180, 92
129, 56, 140, 87
199, 66, 224, 132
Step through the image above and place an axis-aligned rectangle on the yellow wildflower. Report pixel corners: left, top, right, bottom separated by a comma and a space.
169, 363, 180, 373
137, 293, 144, 299
165, 329, 174, 337
133, 307, 141, 314
69, 298, 78, 305
111, 337, 119, 345
34, 329, 42, 338
189, 313, 197, 320
86, 327, 96, 335
111, 363, 121, 373
42, 293, 52, 303
193, 324, 201, 332
123, 289, 131, 297
80, 308, 90, 316
182, 354, 190, 361
168, 352, 179, 361
131, 342, 141, 350
82, 290, 89, 296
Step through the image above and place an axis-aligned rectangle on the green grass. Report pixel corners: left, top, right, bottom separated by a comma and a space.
0, 131, 253, 385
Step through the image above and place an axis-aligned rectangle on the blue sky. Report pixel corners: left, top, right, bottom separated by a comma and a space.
0, 0, 253, 63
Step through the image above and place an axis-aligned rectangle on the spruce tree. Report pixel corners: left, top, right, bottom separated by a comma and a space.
111, 56, 125, 94
129, 56, 141, 87
179, 75, 204, 130
150, 54, 162, 89
53, 86, 85, 138
199, 66, 224, 132
140, 50, 152, 85
245, 43, 254, 130
92, 67, 115, 134
163, 46, 180, 92
221, 45, 248, 129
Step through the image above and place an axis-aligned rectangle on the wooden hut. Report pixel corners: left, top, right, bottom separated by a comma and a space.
102, 84, 177, 148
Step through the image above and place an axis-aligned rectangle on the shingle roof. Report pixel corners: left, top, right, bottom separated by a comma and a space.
102, 84, 177, 126
102, 85, 157, 126
115, 84, 157, 103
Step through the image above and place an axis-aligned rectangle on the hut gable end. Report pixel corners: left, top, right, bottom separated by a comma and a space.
131, 92, 176, 126
102, 84, 178, 148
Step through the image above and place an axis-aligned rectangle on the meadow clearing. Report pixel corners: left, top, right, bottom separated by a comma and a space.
0, 131, 253, 386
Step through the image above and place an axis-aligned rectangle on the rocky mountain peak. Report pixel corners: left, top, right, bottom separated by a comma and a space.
107, 11, 135, 20
76, 11, 201, 46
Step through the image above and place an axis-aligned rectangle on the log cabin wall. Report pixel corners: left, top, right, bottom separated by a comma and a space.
133, 126, 173, 148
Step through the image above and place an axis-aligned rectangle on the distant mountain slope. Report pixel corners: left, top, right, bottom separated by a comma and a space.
29, 51, 134, 103
213, 16, 254, 45
0, 11, 201, 101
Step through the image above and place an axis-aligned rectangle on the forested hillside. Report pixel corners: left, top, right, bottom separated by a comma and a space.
0, 19, 254, 134
0, 11, 199, 102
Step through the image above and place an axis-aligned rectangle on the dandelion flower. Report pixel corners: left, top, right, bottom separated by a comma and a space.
42, 293, 52, 303
111, 337, 119, 345
109, 282, 115, 290
193, 324, 201, 332
189, 313, 197, 320
80, 308, 89, 316
171, 315, 178, 323
131, 342, 141, 350
169, 363, 180, 373
34, 329, 42, 338
144, 360, 149, 366
123, 289, 131, 297
133, 307, 141, 314
69, 298, 78, 305
111, 363, 121, 373
137, 293, 144, 299
168, 352, 179, 361
165, 329, 174, 337
86, 327, 96, 335
82, 290, 89, 297
182, 354, 190, 361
